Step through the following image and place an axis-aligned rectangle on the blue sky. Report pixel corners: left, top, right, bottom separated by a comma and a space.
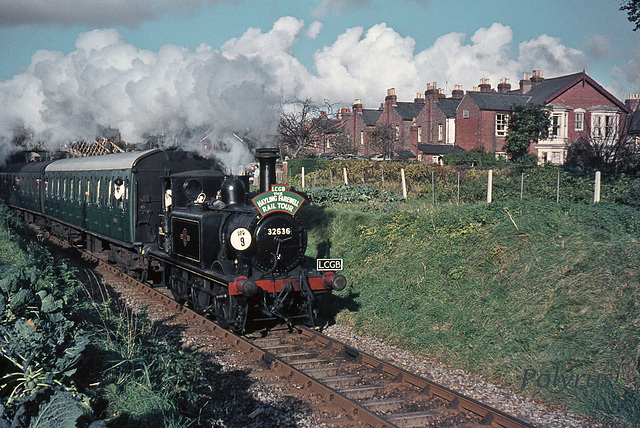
0, 0, 638, 159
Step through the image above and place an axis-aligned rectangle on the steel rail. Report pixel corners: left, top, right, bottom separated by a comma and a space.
298, 326, 537, 428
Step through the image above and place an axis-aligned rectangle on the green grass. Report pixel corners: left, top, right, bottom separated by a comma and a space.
303, 199, 640, 426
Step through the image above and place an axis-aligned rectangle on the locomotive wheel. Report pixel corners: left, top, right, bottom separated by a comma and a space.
191, 279, 212, 313
169, 268, 189, 304
213, 296, 230, 329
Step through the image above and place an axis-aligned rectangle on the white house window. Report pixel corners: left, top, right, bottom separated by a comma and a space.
575, 112, 584, 131
593, 115, 602, 137
591, 113, 618, 140
551, 113, 561, 137
360, 130, 364, 146
462, 110, 470, 119
437, 123, 443, 141
417, 126, 422, 143
549, 112, 568, 139
605, 115, 614, 138
495, 114, 508, 137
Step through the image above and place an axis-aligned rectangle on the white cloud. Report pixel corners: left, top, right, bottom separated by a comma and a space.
611, 43, 640, 100
307, 21, 323, 39
0, 17, 597, 163
518, 34, 587, 77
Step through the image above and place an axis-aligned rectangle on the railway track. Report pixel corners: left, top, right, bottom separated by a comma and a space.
44, 230, 537, 428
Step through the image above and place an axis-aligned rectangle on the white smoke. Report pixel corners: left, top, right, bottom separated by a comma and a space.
0, 27, 287, 166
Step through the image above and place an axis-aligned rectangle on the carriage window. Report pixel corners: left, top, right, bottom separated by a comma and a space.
96, 178, 101, 205
113, 177, 125, 208
77, 179, 82, 201
108, 179, 113, 207
86, 180, 91, 203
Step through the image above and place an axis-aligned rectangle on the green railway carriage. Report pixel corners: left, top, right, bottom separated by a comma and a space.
8, 161, 52, 215
42, 149, 220, 246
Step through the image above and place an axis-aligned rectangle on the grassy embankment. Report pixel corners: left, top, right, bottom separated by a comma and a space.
302, 199, 640, 426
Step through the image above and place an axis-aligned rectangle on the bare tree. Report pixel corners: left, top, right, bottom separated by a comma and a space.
565, 114, 639, 173
367, 124, 396, 159
278, 98, 340, 158
328, 130, 357, 155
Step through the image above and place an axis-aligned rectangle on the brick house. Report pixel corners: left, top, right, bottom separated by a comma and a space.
374, 88, 426, 158
343, 99, 383, 157
625, 94, 640, 153
310, 70, 633, 165
422, 83, 462, 148
455, 71, 631, 164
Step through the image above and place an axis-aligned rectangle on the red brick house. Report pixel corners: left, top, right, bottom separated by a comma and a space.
343, 99, 382, 157
374, 88, 427, 158
455, 70, 631, 164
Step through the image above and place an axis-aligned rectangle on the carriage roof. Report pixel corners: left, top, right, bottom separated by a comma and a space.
45, 149, 161, 172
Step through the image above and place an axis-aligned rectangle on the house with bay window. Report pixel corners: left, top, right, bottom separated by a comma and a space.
454, 70, 630, 164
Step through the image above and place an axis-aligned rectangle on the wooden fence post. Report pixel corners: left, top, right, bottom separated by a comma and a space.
487, 169, 493, 203
594, 171, 601, 203
401, 168, 407, 199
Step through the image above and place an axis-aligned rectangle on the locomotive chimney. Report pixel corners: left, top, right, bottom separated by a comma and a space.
255, 147, 278, 193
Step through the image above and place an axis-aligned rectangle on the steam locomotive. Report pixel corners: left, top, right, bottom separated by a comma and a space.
0, 147, 345, 332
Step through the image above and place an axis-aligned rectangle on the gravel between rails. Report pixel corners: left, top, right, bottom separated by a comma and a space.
322, 324, 604, 428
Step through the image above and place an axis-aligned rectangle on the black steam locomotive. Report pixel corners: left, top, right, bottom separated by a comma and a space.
0, 147, 345, 332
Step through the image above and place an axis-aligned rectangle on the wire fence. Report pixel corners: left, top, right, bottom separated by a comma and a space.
283, 161, 640, 206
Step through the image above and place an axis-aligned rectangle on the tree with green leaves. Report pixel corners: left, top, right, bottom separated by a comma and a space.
621, 0, 640, 30
503, 104, 550, 162
367, 124, 396, 159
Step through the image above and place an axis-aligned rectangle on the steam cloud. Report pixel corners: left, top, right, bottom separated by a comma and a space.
0, 15, 620, 166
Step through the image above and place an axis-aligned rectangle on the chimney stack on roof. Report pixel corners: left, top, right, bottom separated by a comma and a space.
478, 78, 492, 92
414, 92, 425, 103
353, 98, 363, 113
531, 69, 544, 88
498, 78, 511, 93
625, 94, 640, 112
386, 88, 397, 107
338, 107, 351, 120
520, 72, 532, 94
451, 84, 464, 99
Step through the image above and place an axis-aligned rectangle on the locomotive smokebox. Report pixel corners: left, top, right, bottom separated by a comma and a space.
255, 147, 278, 193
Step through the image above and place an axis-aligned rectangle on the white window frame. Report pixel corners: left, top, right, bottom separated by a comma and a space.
574, 111, 584, 131
591, 112, 619, 141
495, 113, 508, 137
